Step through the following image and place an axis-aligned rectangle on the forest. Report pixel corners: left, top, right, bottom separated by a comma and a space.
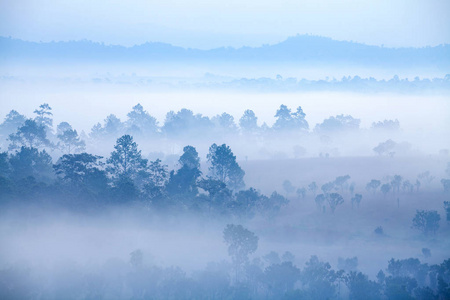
0, 102, 449, 299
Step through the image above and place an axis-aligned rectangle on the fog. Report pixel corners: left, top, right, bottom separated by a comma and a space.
1, 15, 450, 300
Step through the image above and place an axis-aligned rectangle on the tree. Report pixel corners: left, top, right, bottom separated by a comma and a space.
33, 103, 53, 133
223, 224, 258, 282
8, 119, 52, 150
351, 194, 362, 209
444, 201, 450, 221
207, 143, 245, 190
315, 114, 360, 133
391, 175, 402, 193
315, 194, 326, 210
308, 181, 318, 196
296, 187, 306, 199
301, 256, 338, 299
292, 106, 309, 130
334, 175, 350, 192
57, 128, 86, 154
380, 183, 391, 197
345, 272, 381, 300
412, 210, 441, 235
273, 105, 292, 130
321, 182, 335, 194
162, 109, 213, 137
166, 146, 202, 198
366, 179, 381, 194
441, 179, 450, 193
0, 110, 26, 136
282, 180, 295, 196
239, 109, 258, 133
53, 153, 108, 197
126, 103, 158, 136
373, 139, 396, 156
327, 193, 344, 213
212, 113, 238, 134
9, 147, 53, 182
142, 159, 169, 201
107, 135, 147, 181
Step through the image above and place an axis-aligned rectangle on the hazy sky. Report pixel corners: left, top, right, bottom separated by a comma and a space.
1, 0, 449, 49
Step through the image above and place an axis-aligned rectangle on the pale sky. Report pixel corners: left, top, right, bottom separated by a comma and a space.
0, 0, 449, 49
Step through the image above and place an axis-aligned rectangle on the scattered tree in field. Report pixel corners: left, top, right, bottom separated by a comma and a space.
308, 181, 318, 196
366, 179, 381, 194
374, 226, 384, 235
402, 180, 413, 193
441, 179, 450, 193
444, 201, 450, 221
380, 183, 391, 197
223, 224, 258, 281
391, 175, 402, 193
373, 139, 396, 156
8, 119, 52, 150
321, 182, 335, 194
351, 194, 362, 209
315, 194, 326, 210
412, 210, 440, 235
334, 175, 350, 192
296, 187, 306, 199
282, 180, 295, 196
415, 179, 421, 192
418, 171, 435, 186
328, 193, 344, 213
207, 143, 245, 190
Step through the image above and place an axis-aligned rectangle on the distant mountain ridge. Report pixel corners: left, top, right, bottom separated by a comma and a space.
1, 35, 449, 67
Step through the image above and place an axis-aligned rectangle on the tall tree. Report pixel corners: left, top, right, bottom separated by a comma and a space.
57, 128, 86, 154
8, 119, 52, 150
207, 143, 245, 190
126, 103, 158, 136
33, 103, 53, 133
107, 135, 147, 181
166, 145, 202, 198
239, 109, 258, 133
223, 224, 258, 282
0, 110, 26, 136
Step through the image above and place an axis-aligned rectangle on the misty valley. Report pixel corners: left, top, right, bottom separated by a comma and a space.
0, 101, 449, 300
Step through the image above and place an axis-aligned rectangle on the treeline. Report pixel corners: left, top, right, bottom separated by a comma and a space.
1, 224, 450, 299
0, 124, 288, 216
0, 103, 402, 147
